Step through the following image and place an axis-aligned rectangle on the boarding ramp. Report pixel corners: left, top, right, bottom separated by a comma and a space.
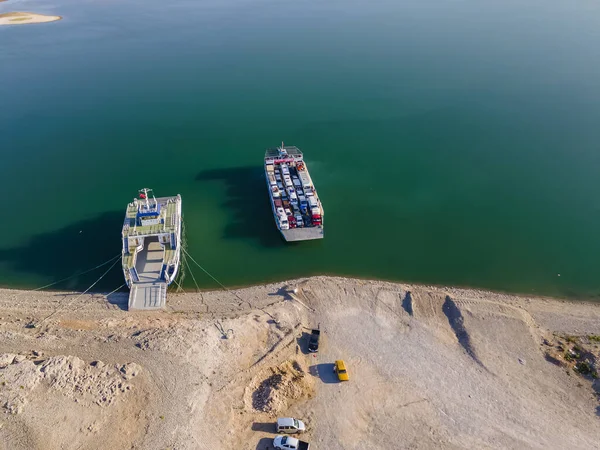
129, 237, 167, 310
128, 282, 167, 310
135, 237, 164, 282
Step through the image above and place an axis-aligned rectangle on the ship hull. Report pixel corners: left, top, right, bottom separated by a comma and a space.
280, 227, 324, 241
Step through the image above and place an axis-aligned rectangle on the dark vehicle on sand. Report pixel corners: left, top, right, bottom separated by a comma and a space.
308, 328, 320, 353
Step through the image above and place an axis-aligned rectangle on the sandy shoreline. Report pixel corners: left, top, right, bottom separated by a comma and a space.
0, 12, 62, 25
1, 276, 599, 449
4, 270, 597, 304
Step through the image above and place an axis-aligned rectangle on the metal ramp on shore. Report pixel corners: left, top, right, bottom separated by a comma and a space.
128, 282, 167, 310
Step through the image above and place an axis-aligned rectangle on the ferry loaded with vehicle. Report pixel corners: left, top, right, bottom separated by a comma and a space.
264, 144, 324, 241
121, 188, 182, 310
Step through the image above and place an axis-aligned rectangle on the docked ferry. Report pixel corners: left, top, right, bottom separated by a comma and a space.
121, 188, 182, 309
264, 144, 324, 241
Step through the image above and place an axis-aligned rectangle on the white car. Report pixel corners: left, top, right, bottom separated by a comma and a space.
273, 435, 310, 450
277, 417, 306, 434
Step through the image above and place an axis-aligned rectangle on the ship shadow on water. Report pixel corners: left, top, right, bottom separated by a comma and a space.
195, 167, 288, 249
0, 211, 126, 293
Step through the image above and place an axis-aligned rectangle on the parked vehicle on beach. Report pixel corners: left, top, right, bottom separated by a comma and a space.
273, 435, 310, 450
334, 360, 349, 381
277, 417, 306, 434
308, 329, 320, 353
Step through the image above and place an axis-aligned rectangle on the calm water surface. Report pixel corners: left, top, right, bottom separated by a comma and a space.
1, 0, 600, 298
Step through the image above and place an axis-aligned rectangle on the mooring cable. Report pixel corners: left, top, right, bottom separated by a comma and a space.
178, 247, 282, 322
14, 253, 122, 296
182, 247, 246, 303
104, 283, 126, 298
36, 256, 122, 325
182, 252, 201, 293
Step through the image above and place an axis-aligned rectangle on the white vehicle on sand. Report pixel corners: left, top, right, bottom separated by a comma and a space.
273, 435, 310, 450
276, 417, 306, 434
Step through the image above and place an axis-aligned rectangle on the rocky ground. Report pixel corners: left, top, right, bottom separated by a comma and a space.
0, 276, 599, 449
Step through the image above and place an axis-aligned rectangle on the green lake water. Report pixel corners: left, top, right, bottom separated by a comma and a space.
1, 0, 600, 298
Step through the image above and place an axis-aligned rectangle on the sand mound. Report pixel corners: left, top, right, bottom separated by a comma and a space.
248, 360, 314, 415
0, 352, 140, 414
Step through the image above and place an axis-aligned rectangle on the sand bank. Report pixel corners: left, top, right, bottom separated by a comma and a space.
0, 276, 599, 449
0, 12, 61, 25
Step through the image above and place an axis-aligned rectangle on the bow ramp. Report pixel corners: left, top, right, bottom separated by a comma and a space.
128, 281, 167, 310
